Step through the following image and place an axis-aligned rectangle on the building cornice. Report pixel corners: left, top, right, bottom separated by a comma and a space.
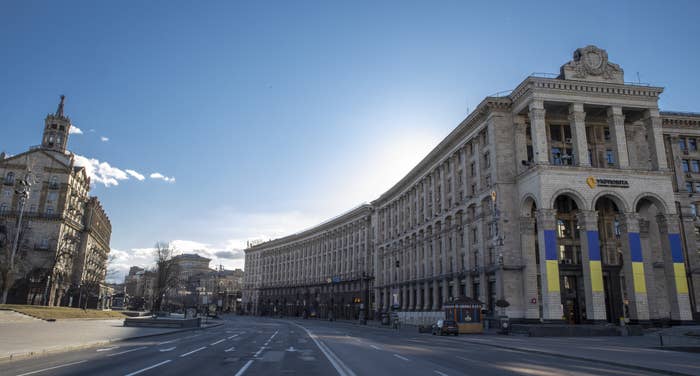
373, 97, 511, 206
245, 204, 372, 253
661, 111, 700, 128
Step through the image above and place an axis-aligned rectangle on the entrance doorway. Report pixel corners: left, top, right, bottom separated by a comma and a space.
554, 195, 586, 324
595, 196, 625, 324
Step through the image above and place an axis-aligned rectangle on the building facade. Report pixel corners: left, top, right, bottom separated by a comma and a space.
242, 45, 699, 325
0, 96, 113, 308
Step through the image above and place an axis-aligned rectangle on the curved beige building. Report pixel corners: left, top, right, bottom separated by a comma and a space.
243, 45, 699, 325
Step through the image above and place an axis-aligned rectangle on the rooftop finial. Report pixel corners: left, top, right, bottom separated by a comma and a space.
56, 95, 65, 117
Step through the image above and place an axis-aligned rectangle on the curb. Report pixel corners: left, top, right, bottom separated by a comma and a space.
457, 337, 694, 376
0, 321, 224, 364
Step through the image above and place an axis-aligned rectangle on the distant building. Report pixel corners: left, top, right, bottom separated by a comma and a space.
123, 253, 244, 313
0, 96, 112, 308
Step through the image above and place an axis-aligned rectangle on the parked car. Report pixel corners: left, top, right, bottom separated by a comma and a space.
432, 319, 459, 336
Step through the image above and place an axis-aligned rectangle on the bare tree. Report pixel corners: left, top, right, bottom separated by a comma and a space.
152, 242, 179, 312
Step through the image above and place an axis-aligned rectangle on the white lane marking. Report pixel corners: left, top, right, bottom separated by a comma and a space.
224, 346, 236, 352
96, 346, 119, 352
210, 339, 226, 346
456, 356, 471, 362
124, 360, 172, 376
293, 323, 357, 376
159, 347, 176, 352
108, 347, 147, 357
15, 360, 87, 376
370, 344, 382, 350
234, 359, 254, 376
179, 346, 207, 357
434, 371, 449, 376
393, 354, 410, 361
158, 338, 178, 345
228, 334, 239, 339
253, 346, 267, 357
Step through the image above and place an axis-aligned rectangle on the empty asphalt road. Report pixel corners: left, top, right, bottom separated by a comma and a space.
2, 315, 673, 376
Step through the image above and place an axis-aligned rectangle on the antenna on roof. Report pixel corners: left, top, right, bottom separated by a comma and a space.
636, 72, 641, 84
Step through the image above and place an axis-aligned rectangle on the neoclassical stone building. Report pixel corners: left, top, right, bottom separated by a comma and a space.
0, 97, 113, 308
243, 46, 698, 324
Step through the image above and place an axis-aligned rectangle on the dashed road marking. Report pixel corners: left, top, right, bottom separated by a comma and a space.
228, 334, 239, 339
393, 354, 410, 361
179, 346, 207, 357
124, 360, 172, 376
210, 339, 226, 346
159, 347, 176, 352
96, 346, 119, 352
370, 344, 382, 350
15, 360, 87, 376
108, 347, 147, 357
224, 346, 236, 352
434, 371, 449, 376
234, 359, 254, 376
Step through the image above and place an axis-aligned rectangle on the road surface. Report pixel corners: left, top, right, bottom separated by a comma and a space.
2, 315, 670, 376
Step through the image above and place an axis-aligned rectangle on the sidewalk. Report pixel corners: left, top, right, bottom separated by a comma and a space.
304, 317, 699, 375
456, 331, 700, 376
0, 316, 222, 362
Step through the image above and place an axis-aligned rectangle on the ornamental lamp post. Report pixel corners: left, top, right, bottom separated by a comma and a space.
1, 173, 32, 304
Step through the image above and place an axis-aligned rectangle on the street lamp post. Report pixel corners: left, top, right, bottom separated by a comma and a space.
1, 173, 32, 304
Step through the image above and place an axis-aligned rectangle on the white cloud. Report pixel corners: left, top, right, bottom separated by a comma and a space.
125, 169, 145, 181
150, 172, 176, 183
100, 136, 109, 142
73, 154, 129, 187
74, 155, 168, 187
89, 129, 96, 133
69, 126, 83, 135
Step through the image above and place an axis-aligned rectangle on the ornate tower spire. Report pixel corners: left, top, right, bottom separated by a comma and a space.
42, 95, 72, 153
56, 95, 66, 117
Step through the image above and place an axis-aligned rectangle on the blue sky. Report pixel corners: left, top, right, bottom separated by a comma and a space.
1, 1, 699, 280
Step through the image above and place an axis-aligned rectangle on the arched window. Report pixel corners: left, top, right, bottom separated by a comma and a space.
4, 172, 14, 185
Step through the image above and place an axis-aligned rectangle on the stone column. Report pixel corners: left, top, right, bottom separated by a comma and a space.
619, 213, 651, 322
536, 209, 564, 321
514, 116, 529, 173
528, 100, 549, 165
423, 281, 430, 310
401, 285, 407, 310
415, 283, 422, 311
520, 216, 540, 320
678, 206, 700, 318
643, 109, 668, 170
383, 287, 390, 312
432, 280, 439, 311
656, 215, 693, 321
577, 210, 607, 322
668, 135, 687, 190
569, 103, 590, 167
408, 283, 415, 311
607, 106, 629, 169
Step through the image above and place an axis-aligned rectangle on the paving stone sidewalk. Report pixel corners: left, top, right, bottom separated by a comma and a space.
456, 330, 700, 376
0, 316, 220, 361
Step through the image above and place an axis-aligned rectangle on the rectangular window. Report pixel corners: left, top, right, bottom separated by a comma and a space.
695, 183, 700, 193
606, 150, 616, 166
470, 163, 476, 176
690, 138, 697, 152
693, 160, 700, 173
686, 182, 693, 193
692, 204, 698, 218
680, 137, 687, 151
484, 152, 490, 168
682, 159, 690, 172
